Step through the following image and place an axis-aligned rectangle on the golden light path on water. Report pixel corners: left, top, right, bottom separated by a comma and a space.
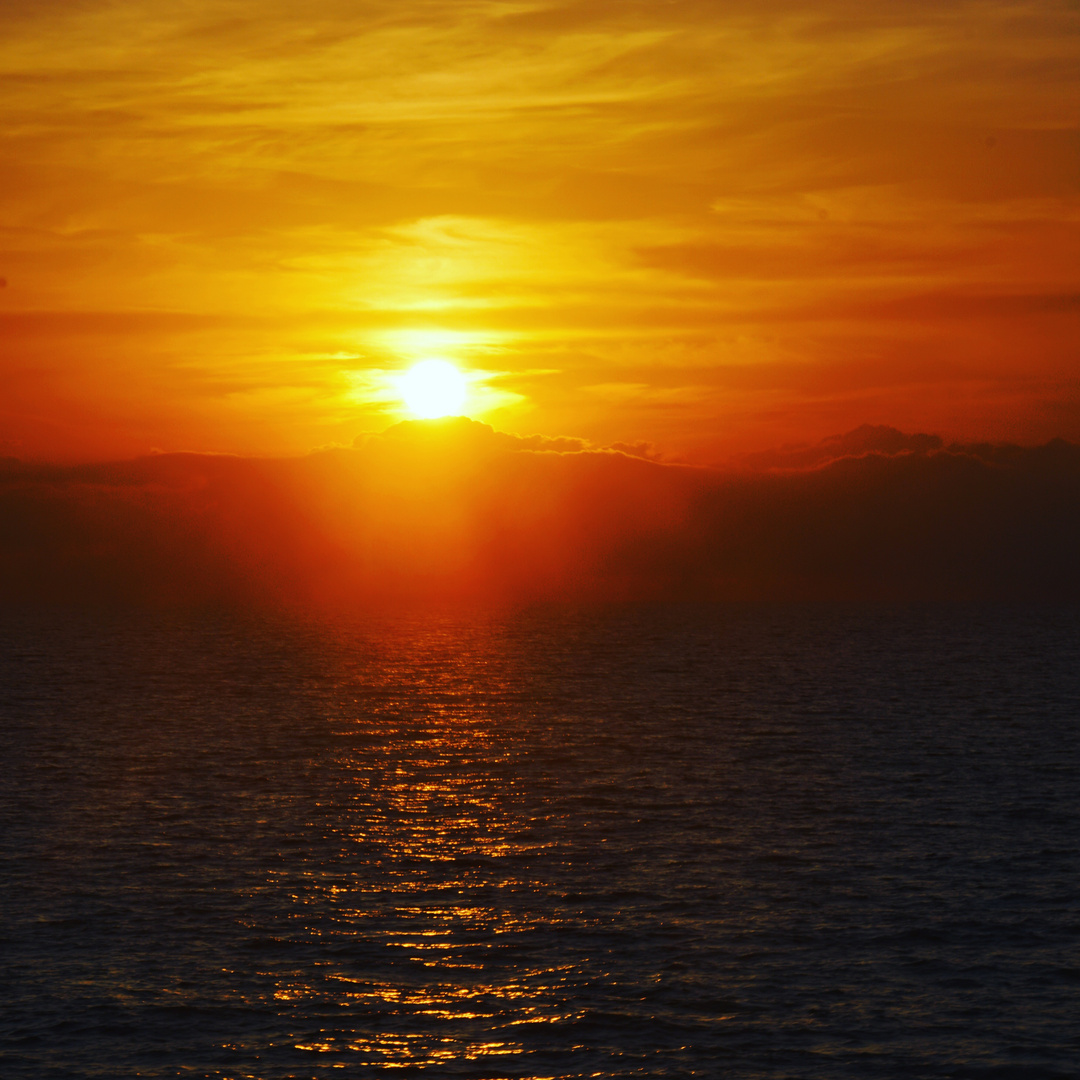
247, 617, 583, 1072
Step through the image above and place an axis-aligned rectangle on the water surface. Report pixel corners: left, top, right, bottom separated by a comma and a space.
2, 604, 1078, 1078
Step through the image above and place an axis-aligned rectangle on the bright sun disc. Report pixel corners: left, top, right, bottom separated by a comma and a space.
399, 359, 467, 419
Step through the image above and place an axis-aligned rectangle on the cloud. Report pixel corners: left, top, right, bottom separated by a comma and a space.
737, 424, 943, 470
1, 421, 1077, 605
1, 0, 1077, 460
355, 416, 593, 453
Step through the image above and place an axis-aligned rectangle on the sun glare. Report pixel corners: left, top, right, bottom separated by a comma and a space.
399, 359, 468, 419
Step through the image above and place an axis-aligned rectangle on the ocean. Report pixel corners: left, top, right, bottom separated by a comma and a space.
1, 604, 1078, 1078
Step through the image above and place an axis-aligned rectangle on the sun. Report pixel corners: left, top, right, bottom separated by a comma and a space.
398, 359, 468, 419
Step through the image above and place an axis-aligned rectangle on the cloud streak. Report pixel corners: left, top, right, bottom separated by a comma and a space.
1, 0, 1077, 460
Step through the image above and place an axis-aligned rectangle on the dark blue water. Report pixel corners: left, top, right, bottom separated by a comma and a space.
1, 604, 1078, 1079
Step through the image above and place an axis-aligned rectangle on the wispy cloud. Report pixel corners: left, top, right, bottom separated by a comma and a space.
1, 0, 1077, 459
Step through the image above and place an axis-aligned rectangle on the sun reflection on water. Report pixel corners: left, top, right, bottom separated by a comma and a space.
248, 616, 582, 1074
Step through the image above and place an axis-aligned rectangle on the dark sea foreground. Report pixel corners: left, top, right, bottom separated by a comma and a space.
1, 605, 1078, 1080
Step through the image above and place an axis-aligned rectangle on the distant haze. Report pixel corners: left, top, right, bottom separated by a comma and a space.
3, 420, 1077, 605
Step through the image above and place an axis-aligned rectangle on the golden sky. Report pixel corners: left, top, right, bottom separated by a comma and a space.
1, 0, 1078, 462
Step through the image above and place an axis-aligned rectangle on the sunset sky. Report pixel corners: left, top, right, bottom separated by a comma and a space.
2, 0, 1077, 463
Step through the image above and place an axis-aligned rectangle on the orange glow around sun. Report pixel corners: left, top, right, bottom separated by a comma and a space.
0, 1, 1077, 463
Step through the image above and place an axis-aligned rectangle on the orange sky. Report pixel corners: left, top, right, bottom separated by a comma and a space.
1, 0, 1078, 463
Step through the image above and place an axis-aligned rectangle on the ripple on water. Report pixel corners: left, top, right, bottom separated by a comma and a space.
1, 603, 1078, 1078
